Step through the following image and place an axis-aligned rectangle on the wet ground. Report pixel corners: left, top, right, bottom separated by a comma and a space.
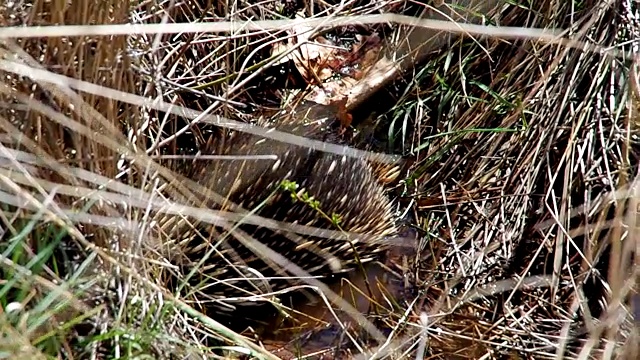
252, 229, 419, 359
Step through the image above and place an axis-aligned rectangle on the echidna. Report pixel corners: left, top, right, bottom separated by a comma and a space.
162, 101, 400, 317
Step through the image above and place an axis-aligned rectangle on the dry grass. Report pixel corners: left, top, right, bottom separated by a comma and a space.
0, 0, 638, 359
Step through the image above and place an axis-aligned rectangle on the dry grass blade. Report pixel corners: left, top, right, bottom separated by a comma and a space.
396, 0, 638, 358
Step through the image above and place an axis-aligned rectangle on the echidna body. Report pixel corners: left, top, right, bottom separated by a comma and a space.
166, 102, 398, 314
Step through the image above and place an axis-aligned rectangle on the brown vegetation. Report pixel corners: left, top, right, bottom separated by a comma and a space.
0, 0, 637, 359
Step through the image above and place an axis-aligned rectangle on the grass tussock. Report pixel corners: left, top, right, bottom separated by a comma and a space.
0, 0, 638, 359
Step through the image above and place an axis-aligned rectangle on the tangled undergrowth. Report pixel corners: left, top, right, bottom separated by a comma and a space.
0, 0, 638, 359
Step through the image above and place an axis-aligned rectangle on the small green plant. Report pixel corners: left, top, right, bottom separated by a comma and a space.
280, 180, 342, 228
